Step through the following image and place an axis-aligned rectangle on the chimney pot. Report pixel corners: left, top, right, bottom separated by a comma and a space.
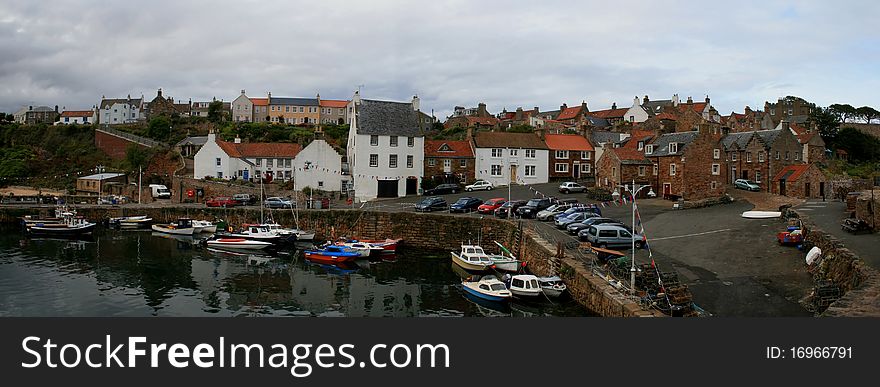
643, 95, 649, 104
612, 102, 617, 110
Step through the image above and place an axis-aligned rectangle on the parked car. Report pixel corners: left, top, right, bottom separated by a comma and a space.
554, 204, 602, 221
206, 197, 240, 208
536, 204, 573, 221
568, 217, 619, 235
555, 212, 595, 229
734, 179, 761, 192
415, 197, 448, 212
450, 197, 483, 213
263, 197, 294, 208
423, 183, 460, 196
477, 198, 507, 214
233, 193, 257, 205
558, 182, 586, 194
581, 224, 645, 249
494, 200, 527, 218
465, 180, 493, 192
516, 198, 553, 218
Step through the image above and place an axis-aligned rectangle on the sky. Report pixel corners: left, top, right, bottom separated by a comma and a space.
1, 0, 878, 118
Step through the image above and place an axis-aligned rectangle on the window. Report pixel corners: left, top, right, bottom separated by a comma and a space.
669, 143, 678, 153
525, 149, 536, 158
217, 172, 223, 178
785, 151, 790, 160
215, 157, 221, 166
712, 164, 720, 175
555, 150, 569, 159
277, 158, 284, 167
407, 137, 414, 147
629, 116, 635, 122
491, 148, 503, 158
428, 158, 435, 167
794, 152, 799, 161
524, 165, 536, 177
747, 152, 752, 163
459, 159, 467, 168
711, 181, 717, 190
339, 108, 344, 115
612, 167, 617, 177
299, 107, 304, 113
669, 164, 677, 176
581, 164, 591, 173
638, 166, 646, 176
645, 145, 654, 154
713, 149, 720, 159
389, 154, 398, 168
443, 159, 451, 168
285, 106, 290, 112
637, 141, 644, 151
285, 159, 291, 168
731, 152, 737, 161
390, 136, 398, 147
370, 135, 378, 146
759, 152, 765, 163
369, 154, 379, 167
318, 181, 324, 188
407, 155, 413, 168
581, 151, 591, 160
653, 164, 658, 176
508, 149, 517, 157
490, 165, 502, 176
256, 158, 262, 166
555, 163, 568, 173
266, 159, 273, 167
756, 171, 761, 183
775, 151, 780, 160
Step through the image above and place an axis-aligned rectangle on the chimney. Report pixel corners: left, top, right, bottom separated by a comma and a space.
781, 120, 790, 130
687, 96, 693, 104
533, 106, 539, 115
672, 94, 680, 106
477, 102, 487, 116
207, 131, 216, 143
643, 95, 649, 105
560, 103, 567, 112
241, 89, 246, 95
581, 101, 588, 112
157, 88, 162, 98
29, 105, 33, 111
352, 90, 360, 104
745, 106, 752, 114
611, 102, 617, 110
536, 127, 545, 141
633, 96, 639, 107
54, 105, 58, 112
515, 107, 523, 121
412, 95, 420, 111
705, 95, 710, 105
234, 137, 242, 144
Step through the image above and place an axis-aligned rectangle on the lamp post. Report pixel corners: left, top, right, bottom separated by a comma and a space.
612, 179, 655, 295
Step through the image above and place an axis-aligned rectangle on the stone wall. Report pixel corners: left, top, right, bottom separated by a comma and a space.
854, 190, 879, 231
95, 130, 148, 160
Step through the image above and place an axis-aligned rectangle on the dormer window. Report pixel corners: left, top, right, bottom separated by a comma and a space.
645, 145, 653, 154
669, 143, 678, 153
637, 141, 644, 151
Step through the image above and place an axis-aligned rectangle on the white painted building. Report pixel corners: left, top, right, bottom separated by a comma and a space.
347, 93, 426, 201
293, 139, 347, 192
57, 110, 97, 125
194, 132, 302, 182
99, 96, 144, 125
473, 132, 550, 187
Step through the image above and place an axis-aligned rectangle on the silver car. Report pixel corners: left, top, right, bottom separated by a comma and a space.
582, 224, 644, 249
558, 182, 586, 194
734, 179, 760, 191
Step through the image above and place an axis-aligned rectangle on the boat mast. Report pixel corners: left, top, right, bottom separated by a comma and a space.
259, 172, 264, 223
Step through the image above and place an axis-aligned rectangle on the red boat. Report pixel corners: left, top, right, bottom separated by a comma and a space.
777, 228, 804, 245
303, 246, 360, 264
360, 238, 401, 252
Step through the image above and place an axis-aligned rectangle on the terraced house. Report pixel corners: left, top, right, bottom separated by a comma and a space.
194, 132, 302, 181
544, 133, 594, 181
472, 131, 550, 188
231, 90, 269, 123
721, 128, 802, 191
98, 95, 144, 125
267, 94, 320, 124
595, 146, 652, 194
423, 138, 475, 185
645, 125, 726, 201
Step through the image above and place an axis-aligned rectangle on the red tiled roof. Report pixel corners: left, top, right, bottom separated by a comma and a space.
622, 130, 654, 149
424, 140, 474, 158
544, 134, 594, 151
466, 116, 500, 126
772, 164, 810, 182
250, 98, 268, 106
789, 122, 807, 135
60, 110, 93, 118
556, 106, 582, 120
612, 147, 650, 162
320, 99, 348, 108
654, 112, 677, 121
590, 108, 628, 119
217, 140, 302, 158
680, 102, 708, 113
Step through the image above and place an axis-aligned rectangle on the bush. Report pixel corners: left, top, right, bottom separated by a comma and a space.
586, 187, 613, 201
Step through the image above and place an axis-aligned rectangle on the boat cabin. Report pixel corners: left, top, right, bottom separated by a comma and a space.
479, 280, 508, 293
459, 245, 493, 265
510, 276, 539, 291
176, 218, 194, 229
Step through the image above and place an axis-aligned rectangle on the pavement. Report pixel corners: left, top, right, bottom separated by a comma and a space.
795, 199, 880, 268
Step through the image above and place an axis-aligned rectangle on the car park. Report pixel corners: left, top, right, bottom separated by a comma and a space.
734, 179, 761, 192
263, 197, 294, 208
580, 224, 645, 249
536, 204, 573, 221
415, 197, 448, 212
477, 198, 507, 214
423, 183, 461, 196
554, 204, 602, 221
516, 198, 553, 218
465, 180, 493, 191
206, 197, 240, 208
555, 212, 595, 229
558, 182, 586, 194
450, 197, 484, 213
495, 200, 527, 218
568, 217, 619, 235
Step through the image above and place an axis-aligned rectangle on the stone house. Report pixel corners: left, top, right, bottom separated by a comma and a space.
595, 146, 652, 192
444, 103, 499, 130
764, 96, 815, 128
721, 128, 802, 191
473, 131, 550, 187
589, 103, 628, 126
788, 122, 826, 164
554, 102, 591, 126
191, 99, 230, 119
544, 133, 595, 181
423, 138, 475, 185
646, 126, 726, 201
144, 89, 191, 119
13, 105, 59, 125
231, 90, 255, 122
76, 172, 127, 196
319, 99, 348, 125
771, 163, 827, 199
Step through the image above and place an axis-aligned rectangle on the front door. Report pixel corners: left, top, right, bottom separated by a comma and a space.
573, 162, 580, 179
663, 183, 671, 198
732, 167, 737, 183
820, 182, 825, 198
406, 177, 418, 196
805, 182, 811, 198
779, 180, 786, 196
510, 165, 517, 184
741, 170, 748, 180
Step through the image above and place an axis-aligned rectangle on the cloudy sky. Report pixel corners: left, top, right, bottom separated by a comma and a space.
1, 0, 878, 117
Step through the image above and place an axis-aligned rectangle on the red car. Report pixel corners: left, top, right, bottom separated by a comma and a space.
206, 197, 240, 208
477, 198, 507, 214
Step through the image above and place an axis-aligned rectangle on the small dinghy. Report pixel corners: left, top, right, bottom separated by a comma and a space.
451, 244, 494, 271
192, 220, 217, 233
335, 240, 384, 257
461, 276, 511, 302
303, 245, 361, 264
503, 274, 542, 298
109, 215, 152, 229
537, 276, 567, 298
151, 218, 197, 236
206, 238, 271, 250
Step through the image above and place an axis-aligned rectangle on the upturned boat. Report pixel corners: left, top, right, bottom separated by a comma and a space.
461, 276, 511, 302
303, 245, 361, 264
451, 244, 494, 271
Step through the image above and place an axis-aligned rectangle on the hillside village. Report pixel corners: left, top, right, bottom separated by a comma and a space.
1, 89, 879, 205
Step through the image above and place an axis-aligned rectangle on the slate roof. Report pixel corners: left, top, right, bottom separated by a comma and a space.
269, 97, 319, 106
590, 130, 624, 145
721, 129, 783, 151
355, 99, 423, 137
643, 100, 672, 115
176, 136, 208, 147
473, 132, 549, 149
647, 131, 699, 157
621, 130, 655, 149
590, 108, 628, 119
80, 173, 126, 180
30, 106, 55, 112
585, 116, 610, 127
424, 140, 474, 158
100, 98, 142, 109
544, 134, 594, 151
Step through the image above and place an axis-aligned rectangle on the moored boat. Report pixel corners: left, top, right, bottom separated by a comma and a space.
503, 274, 542, 298
451, 244, 494, 271
109, 215, 152, 229
192, 220, 217, 233
360, 238, 401, 252
217, 224, 291, 244
335, 240, 384, 257
151, 218, 197, 236
537, 276, 567, 298
461, 276, 511, 302
27, 212, 96, 236
303, 245, 361, 264
489, 241, 521, 271
206, 238, 272, 250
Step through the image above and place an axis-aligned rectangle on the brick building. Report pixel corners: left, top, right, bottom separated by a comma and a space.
423, 139, 475, 185
13, 105, 59, 125
589, 103, 628, 126
144, 89, 191, 119
544, 133, 595, 181
554, 102, 591, 126
771, 163, 827, 199
76, 172, 127, 195
595, 146, 652, 193
789, 122, 826, 163
646, 126, 726, 201
444, 103, 499, 130
721, 128, 802, 191
764, 96, 815, 128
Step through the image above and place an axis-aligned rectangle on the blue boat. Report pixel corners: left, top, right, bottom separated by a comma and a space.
303, 245, 361, 264
461, 276, 511, 302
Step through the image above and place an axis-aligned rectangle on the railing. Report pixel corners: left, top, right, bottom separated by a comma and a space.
96, 127, 167, 148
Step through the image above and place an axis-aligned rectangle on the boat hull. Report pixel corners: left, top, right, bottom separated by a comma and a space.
541, 286, 565, 298
207, 239, 271, 250
462, 283, 510, 302
304, 251, 359, 264
489, 259, 519, 272
151, 224, 195, 235
28, 223, 96, 235
451, 252, 491, 271
510, 288, 543, 297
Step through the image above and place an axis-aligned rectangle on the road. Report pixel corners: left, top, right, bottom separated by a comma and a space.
795, 199, 880, 268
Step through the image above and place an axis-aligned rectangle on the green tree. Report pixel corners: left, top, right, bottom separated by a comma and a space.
855, 106, 879, 124
835, 127, 880, 162
124, 144, 153, 170
147, 116, 172, 141
829, 104, 857, 123
811, 106, 841, 143
207, 100, 225, 123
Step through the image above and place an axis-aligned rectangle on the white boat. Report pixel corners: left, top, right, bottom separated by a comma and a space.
335, 241, 384, 257
218, 224, 288, 244
537, 276, 567, 298
451, 244, 495, 271
741, 211, 782, 219
263, 222, 314, 241
110, 215, 152, 229
28, 212, 96, 236
503, 274, 542, 297
206, 238, 272, 250
461, 276, 511, 302
489, 241, 521, 271
151, 218, 197, 236
192, 220, 217, 233
291, 229, 316, 241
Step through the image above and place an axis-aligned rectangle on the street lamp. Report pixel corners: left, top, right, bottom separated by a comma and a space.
616, 179, 655, 296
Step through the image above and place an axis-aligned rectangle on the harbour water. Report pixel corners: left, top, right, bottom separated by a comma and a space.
0, 227, 590, 317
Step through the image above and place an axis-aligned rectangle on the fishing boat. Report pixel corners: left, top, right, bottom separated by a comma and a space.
206, 237, 272, 250
488, 241, 521, 272
27, 212, 96, 236
21, 206, 71, 228
109, 215, 152, 229
461, 276, 511, 302
335, 240, 384, 257
151, 218, 197, 236
303, 245, 361, 264
451, 244, 494, 271
503, 274, 542, 298
537, 276, 567, 298
192, 220, 217, 233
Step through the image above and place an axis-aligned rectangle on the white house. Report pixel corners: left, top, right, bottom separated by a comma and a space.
347, 92, 426, 201
473, 131, 550, 187
57, 110, 97, 125
194, 132, 302, 182
99, 95, 144, 125
622, 95, 679, 123
293, 139, 348, 192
